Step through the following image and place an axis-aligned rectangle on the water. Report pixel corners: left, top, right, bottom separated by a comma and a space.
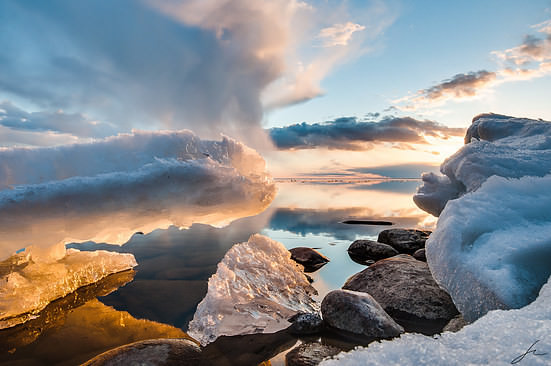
0, 180, 433, 365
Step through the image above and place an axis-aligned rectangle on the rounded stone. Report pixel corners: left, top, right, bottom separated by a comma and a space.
347, 240, 398, 264
321, 289, 404, 339
377, 229, 431, 254
288, 312, 324, 335
285, 342, 341, 366
289, 247, 330, 272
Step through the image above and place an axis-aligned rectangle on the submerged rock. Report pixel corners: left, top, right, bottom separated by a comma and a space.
82, 339, 205, 366
321, 289, 404, 338
288, 312, 324, 335
377, 229, 430, 254
343, 254, 458, 333
347, 240, 398, 264
286, 342, 341, 366
289, 247, 330, 272
413, 248, 426, 262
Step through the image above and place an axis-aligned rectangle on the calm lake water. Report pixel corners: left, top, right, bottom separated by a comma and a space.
0, 180, 434, 366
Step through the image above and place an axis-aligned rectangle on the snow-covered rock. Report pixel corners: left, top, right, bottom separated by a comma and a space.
0, 130, 276, 261
0, 245, 137, 329
320, 275, 551, 366
413, 114, 551, 321
188, 234, 318, 345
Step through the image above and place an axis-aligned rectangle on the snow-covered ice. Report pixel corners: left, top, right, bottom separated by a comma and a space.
0, 130, 276, 261
0, 244, 137, 329
188, 234, 318, 345
320, 275, 551, 366
413, 114, 551, 322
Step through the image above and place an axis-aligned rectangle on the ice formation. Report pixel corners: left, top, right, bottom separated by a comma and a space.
0, 130, 276, 261
413, 114, 551, 321
320, 275, 551, 366
188, 234, 318, 345
0, 244, 137, 329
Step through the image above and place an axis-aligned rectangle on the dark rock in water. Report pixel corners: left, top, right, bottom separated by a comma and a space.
202, 329, 296, 366
82, 338, 207, 366
413, 248, 426, 261
289, 247, 330, 272
321, 289, 404, 338
305, 274, 314, 283
347, 240, 398, 264
343, 254, 458, 334
377, 228, 431, 254
288, 312, 324, 335
443, 314, 468, 333
286, 342, 341, 366
341, 220, 393, 226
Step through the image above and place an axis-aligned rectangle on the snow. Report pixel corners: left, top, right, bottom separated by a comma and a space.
0, 245, 137, 329
188, 234, 318, 345
412, 115, 551, 321
320, 275, 551, 366
0, 130, 276, 261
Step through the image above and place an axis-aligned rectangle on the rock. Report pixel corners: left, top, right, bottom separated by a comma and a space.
285, 342, 341, 366
288, 312, 324, 335
343, 254, 458, 334
413, 248, 426, 261
289, 247, 330, 272
321, 289, 404, 339
377, 229, 431, 254
442, 314, 468, 333
347, 240, 398, 264
82, 338, 207, 366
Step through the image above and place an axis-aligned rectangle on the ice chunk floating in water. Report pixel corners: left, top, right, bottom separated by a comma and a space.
0, 130, 276, 261
321, 275, 551, 366
0, 244, 136, 329
188, 234, 318, 345
413, 114, 551, 321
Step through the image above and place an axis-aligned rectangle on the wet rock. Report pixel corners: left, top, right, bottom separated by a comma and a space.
289, 247, 329, 272
343, 254, 458, 334
82, 338, 207, 366
443, 314, 468, 333
413, 248, 426, 262
377, 229, 431, 254
288, 312, 324, 335
321, 289, 404, 339
347, 240, 398, 264
285, 342, 341, 366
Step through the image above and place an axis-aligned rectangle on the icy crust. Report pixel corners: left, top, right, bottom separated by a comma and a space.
188, 234, 318, 346
426, 174, 551, 321
0, 131, 276, 260
320, 275, 551, 366
414, 114, 551, 216
0, 245, 137, 329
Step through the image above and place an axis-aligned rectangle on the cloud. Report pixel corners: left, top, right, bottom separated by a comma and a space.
0, 0, 396, 146
269, 116, 464, 150
0, 101, 117, 138
395, 18, 551, 111
317, 22, 366, 47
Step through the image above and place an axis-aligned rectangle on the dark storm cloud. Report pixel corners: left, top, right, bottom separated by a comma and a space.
269, 116, 464, 150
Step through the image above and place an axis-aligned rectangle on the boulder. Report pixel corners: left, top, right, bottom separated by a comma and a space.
442, 314, 468, 333
288, 312, 324, 335
347, 240, 398, 264
343, 254, 458, 334
413, 248, 426, 261
82, 338, 207, 366
285, 342, 341, 366
321, 289, 404, 339
289, 247, 330, 272
377, 229, 431, 254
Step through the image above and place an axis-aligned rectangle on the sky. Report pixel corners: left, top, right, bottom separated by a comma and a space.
1, 0, 550, 177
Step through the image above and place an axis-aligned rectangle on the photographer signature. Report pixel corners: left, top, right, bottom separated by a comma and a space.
511, 340, 547, 364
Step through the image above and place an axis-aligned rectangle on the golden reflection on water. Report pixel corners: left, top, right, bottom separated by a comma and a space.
0, 270, 193, 366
